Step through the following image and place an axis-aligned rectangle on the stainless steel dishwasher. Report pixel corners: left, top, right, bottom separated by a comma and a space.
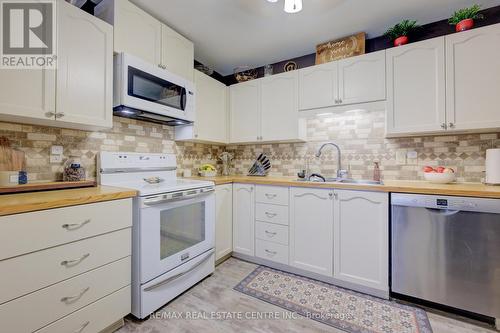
391, 193, 500, 325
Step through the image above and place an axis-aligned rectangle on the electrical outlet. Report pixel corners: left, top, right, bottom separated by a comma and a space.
396, 150, 407, 165
51, 145, 63, 155
50, 154, 62, 163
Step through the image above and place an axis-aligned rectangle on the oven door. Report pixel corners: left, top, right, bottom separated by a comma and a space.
139, 189, 215, 283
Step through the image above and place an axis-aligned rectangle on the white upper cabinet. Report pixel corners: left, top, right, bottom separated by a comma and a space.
289, 187, 334, 276
0, 68, 55, 126
333, 190, 389, 292
299, 61, 338, 110
56, 0, 113, 129
446, 23, 500, 132
230, 80, 261, 143
260, 71, 304, 142
229, 72, 306, 144
97, 0, 161, 65
215, 184, 233, 261
96, 0, 194, 81
386, 37, 446, 136
0, 0, 112, 130
161, 24, 194, 81
338, 50, 386, 105
232, 184, 255, 257
176, 71, 228, 144
299, 51, 386, 111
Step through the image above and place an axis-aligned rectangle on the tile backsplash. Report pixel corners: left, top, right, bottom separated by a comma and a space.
0, 117, 225, 182
0, 109, 498, 183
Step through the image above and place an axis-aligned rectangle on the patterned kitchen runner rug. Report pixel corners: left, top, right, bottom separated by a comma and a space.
234, 266, 432, 333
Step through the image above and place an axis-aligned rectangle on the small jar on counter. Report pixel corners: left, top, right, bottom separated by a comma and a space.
63, 156, 86, 182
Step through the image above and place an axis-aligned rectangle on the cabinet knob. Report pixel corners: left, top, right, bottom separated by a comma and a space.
338, 99, 342, 104
55, 112, 65, 118
441, 123, 447, 129
194, 134, 198, 138
45, 111, 55, 118
448, 123, 455, 128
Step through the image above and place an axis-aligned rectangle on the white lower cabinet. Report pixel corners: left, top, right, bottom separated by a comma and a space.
289, 187, 334, 276
215, 184, 233, 261
333, 190, 389, 292
232, 184, 255, 256
256, 239, 289, 265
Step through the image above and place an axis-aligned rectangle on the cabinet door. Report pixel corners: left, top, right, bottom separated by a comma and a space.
56, 1, 113, 129
299, 61, 338, 110
232, 184, 255, 256
261, 71, 301, 141
0, 68, 55, 125
386, 37, 446, 136
338, 50, 386, 105
333, 190, 388, 291
290, 187, 333, 276
229, 81, 261, 143
112, 0, 162, 65
161, 24, 194, 82
194, 71, 228, 143
446, 23, 500, 131
215, 184, 233, 261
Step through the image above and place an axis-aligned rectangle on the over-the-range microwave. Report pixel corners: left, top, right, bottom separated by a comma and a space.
113, 53, 195, 126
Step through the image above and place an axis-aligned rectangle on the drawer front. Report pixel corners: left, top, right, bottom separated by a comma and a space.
0, 228, 131, 304
256, 185, 289, 206
256, 202, 289, 225
0, 198, 132, 260
255, 221, 289, 245
256, 239, 289, 265
34, 286, 130, 333
0, 257, 131, 333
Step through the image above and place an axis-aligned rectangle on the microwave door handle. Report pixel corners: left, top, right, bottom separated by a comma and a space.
181, 87, 187, 111
144, 249, 214, 292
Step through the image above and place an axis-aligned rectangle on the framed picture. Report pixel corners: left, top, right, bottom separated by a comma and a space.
315, 32, 366, 65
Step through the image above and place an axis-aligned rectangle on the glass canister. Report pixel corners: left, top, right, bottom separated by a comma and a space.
63, 156, 86, 181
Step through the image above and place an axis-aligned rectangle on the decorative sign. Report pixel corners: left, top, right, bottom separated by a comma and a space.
315, 32, 366, 65
283, 61, 298, 72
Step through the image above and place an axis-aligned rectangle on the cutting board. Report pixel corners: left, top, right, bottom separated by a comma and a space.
0, 181, 96, 194
0, 137, 25, 171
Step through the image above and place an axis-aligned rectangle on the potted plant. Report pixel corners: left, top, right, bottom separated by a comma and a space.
449, 4, 484, 32
385, 20, 420, 46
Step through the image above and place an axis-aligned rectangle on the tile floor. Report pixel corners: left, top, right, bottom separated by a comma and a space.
118, 258, 496, 333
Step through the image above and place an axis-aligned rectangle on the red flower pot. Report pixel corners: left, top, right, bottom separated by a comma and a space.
456, 18, 474, 32
394, 36, 409, 47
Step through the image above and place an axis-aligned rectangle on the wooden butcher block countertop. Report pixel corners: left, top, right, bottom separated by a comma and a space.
0, 185, 138, 216
191, 175, 500, 199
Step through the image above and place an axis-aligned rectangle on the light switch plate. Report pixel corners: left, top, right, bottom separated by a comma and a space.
50, 155, 62, 163
396, 150, 407, 165
51, 145, 63, 155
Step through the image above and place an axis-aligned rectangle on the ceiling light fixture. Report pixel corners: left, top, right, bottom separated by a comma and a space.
284, 0, 303, 13
266, 0, 279, 2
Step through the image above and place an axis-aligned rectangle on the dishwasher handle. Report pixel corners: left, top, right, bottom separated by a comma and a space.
425, 208, 461, 217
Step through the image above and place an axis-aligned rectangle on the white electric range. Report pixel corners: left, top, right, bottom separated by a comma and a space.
99, 152, 215, 319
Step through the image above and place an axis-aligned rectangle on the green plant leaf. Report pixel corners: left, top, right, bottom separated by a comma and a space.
384, 19, 420, 40
448, 4, 484, 25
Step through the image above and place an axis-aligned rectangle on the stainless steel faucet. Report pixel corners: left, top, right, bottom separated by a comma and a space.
315, 142, 348, 180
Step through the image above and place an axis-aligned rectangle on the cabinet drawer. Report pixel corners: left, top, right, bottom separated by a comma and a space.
34, 286, 131, 333
0, 198, 132, 260
256, 221, 288, 245
256, 239, 289, 265
256, 203, 289, 225
256, 185, 289, 206
0, 257, 130, 333
0, 228, 131, 304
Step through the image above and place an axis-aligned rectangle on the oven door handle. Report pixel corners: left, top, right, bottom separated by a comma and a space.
144, 249, 214, 292
143, 188, 214, 206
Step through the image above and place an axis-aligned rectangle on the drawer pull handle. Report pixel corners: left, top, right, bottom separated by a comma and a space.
265, 212, 277, 218
74, 321, 90, 333
265, 230, 277, 236
61, 253, 90, 267
265, 193, 277, 199
265, 249, 277, 255
61, 287, 90, 304
62, 219, 91, 230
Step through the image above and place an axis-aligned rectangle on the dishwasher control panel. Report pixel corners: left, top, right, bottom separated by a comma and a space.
391, 193, 500, 214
